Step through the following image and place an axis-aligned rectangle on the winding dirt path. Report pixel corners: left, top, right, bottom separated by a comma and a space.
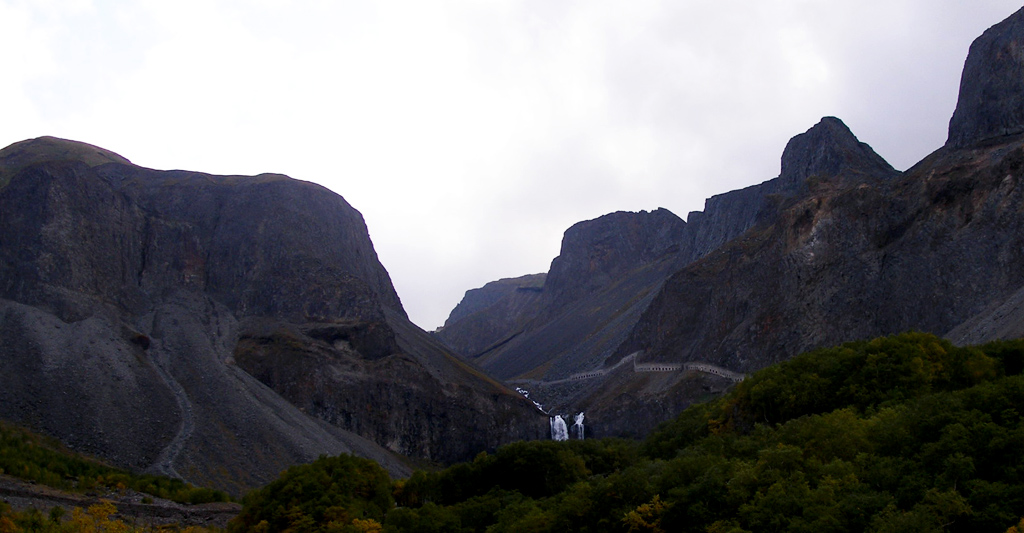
146, 349, 195, 480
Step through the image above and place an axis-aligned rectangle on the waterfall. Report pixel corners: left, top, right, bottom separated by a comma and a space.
572, 412, 585, 440
517, 387, 546, 412
550, 415, 568, 441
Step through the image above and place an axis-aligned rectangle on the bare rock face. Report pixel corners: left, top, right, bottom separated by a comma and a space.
411, 2, 1024, 445
778, 116, 897, 188
0, 137, 546, 493
627, 135, 1024, 375
948, 7, 1024, 148
599, 11, 1024, 437
683, 117, 897, 262
234, 308, 545, 465
435, 274, 546, 358
441, 209, 689, 383
543, 209, 687, 313
440, 117, 903, 437
443, 274, 546, 326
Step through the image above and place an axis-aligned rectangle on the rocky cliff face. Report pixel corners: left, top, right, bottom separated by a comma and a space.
568, 8, 1024, 437
443, 20, 1024, 435
0, 138, 546, 493
625, 139, 1024, 372
590, 134, 1024, 440
948, 7, 1024, 149
629, 6, 1024, 371
541, 209, 687, 313
435, 273, 545, 358
440, 208, 689, 384
681, 116, 898, 262
444, 274, 546, 327
441, 118, 895, 411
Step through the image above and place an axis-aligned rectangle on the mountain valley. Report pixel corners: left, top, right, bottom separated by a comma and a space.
2, 6, 1024, 516
437, 6, 1024, 439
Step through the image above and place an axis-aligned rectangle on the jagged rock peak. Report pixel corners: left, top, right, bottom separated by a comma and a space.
947, 7, 1024, 149
779, 117, 896, 187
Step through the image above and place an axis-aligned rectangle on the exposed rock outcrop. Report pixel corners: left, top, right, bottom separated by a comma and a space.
442, 118, 896, 407
948, 7, 1024, 148
440, 114, 927, 437
778, 116, 897, 189
588, 8, 1024, 436
0, 137, 547, 493
682, 117, 898, 262
435, 274, 545, 358
542, 209, 687, 313
625, 140, 1024, 371
443, 274, 546, 327
450, 208, 689, 383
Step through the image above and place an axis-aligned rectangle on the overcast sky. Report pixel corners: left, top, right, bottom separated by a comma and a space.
2, 1, 1021, 329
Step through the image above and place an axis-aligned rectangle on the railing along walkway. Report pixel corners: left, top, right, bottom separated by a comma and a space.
510, 351, 745, 386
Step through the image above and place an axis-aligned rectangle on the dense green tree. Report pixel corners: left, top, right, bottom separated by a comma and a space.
230, 454, 393, 533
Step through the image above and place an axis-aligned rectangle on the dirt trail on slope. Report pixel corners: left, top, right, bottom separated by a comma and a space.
145, 346, 195, 480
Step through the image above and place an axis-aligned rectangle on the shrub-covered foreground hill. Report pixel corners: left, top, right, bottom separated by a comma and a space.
0, 420, 235, 531
229, 332, 1024, 533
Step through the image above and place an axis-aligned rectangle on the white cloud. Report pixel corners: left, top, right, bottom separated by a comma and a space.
2, 0, 1022, 328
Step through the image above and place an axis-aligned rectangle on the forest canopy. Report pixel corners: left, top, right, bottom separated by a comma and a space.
225, 332, 1024, 532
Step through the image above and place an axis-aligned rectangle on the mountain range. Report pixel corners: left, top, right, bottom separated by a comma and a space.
436, 6, 1024, 438
3, 5, 1024, 496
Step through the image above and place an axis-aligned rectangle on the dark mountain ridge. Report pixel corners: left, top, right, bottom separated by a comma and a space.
948, 6, 1024, 149
0, 138, 547, 494
436, 273, 546, 358
681, 115, 899, 264
439, 117, 897, 414
440, 7, 1024, 438
5, 4, 1024, 498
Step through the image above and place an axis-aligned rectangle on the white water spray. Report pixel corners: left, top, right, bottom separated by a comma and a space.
517, 387, 546, 412
550, 415, 568, 441
572, 412, 585, 440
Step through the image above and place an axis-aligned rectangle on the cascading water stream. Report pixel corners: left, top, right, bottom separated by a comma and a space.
572, 412, 585, 440
550, 415, 568, 441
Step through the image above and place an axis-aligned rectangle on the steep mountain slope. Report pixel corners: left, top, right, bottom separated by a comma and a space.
440, 208, 687, 384
624, 138, 1024, 372
441, 7, 1024, 438
609, 7, 1024, 436
622, 5, 1024, 375
434, 273, 545, 358
948, 6, 1024, 149
440, 117, 896, 419
679, 115, 898, 264
0, 138, 546, 494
